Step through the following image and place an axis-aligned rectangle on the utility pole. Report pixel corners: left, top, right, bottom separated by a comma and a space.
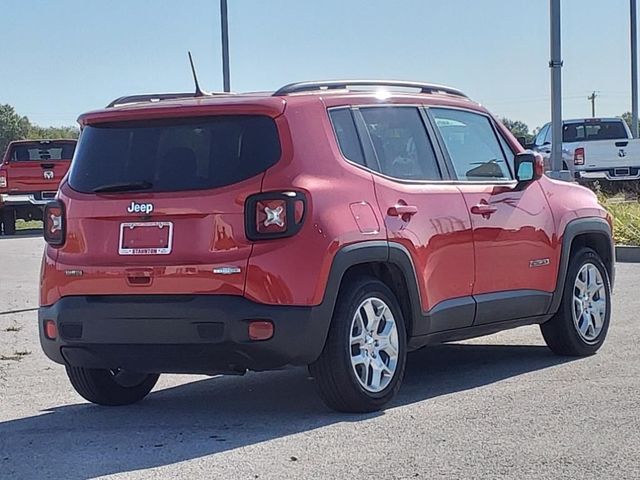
632, 0, 638, 137
549, 0, 565, 176
588, 91, 598, 117
220, 0, 231, 92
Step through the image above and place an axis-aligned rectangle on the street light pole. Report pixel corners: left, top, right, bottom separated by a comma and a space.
632, 0, 638, 137
549, 0, 564, 175
220, 0, 231, 92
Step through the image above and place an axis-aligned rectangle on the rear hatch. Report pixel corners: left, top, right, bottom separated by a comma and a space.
56, 113, 282, 296
1, 140, 75, 194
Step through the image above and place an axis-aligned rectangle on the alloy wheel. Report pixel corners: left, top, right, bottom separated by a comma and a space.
572, 262, 607, 343
349, 297, 400, 393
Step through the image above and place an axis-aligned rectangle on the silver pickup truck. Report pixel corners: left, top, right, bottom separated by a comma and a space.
530, 117, 640, 181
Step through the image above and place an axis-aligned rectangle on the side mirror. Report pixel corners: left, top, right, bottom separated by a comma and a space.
514, 152, 544, 184
516, 136, 527, 147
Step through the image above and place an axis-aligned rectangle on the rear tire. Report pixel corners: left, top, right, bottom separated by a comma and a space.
309, 277, 407, 413
66, 366, 159, 406
541, 248, 611, 356
1, 207, 16, 235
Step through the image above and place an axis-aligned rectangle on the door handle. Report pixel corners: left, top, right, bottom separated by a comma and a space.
387, 205, 418, 218
470, 204, 497, 217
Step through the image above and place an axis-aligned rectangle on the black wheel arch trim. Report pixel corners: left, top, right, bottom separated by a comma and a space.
318, 240, 424, 338
548, 217, 615, 316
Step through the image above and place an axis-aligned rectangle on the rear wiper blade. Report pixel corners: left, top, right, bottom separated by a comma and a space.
92, 181, 153, 193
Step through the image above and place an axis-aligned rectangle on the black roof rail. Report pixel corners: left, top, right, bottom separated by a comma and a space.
107, 93, 200, 108
273, 80, 468, 98
106, 92, 229, 108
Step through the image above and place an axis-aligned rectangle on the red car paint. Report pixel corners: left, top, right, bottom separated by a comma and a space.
40, 91, 608, 310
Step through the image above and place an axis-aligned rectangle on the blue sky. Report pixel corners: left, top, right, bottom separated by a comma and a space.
0, 0, 634, 131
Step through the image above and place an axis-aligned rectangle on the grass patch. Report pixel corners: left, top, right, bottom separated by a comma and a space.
605, 201, 640, 246
596, 187, 640, 246
16, 219, 42, 231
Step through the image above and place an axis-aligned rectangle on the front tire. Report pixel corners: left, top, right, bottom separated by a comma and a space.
541, 248, 611, 356
66, 366, 159, 406
309, 277, 407, 413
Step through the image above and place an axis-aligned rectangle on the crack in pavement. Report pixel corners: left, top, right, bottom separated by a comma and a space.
0, 307, 38, 316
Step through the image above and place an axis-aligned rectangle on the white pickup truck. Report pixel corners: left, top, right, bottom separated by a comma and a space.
530, 117, 640, 181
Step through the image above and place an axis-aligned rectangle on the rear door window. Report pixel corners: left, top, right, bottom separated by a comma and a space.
359, 107, 441, 181
431, 109, 512, 181
68, 116, 281, 193
10, 142, 76, 161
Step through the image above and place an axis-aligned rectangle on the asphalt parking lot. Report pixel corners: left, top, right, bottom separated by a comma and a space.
0, 235, 638, 480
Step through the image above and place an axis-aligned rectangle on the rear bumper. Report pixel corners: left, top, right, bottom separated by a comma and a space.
575, 167, 640, 181
39, 295, 330, 375
1, 192, 55, 206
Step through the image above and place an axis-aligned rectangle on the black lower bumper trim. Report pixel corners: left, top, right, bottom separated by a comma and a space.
39, 295, 329, 375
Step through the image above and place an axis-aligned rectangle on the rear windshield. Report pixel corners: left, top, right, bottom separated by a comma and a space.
563, 120, 628, 142
10, 142, 76, 161
68, 115, 281, 193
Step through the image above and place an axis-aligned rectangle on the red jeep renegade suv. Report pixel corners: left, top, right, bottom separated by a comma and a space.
39, 81, 614, 412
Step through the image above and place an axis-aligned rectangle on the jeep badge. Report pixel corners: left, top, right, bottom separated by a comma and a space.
127, 201, 154, 214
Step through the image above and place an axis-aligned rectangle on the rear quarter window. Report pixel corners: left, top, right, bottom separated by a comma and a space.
329, 108, 366, 165
68, 115, 281, 193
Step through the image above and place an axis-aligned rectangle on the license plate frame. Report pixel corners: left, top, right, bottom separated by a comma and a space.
118, 221, 173, 256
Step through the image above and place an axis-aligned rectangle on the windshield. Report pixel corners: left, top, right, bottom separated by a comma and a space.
563, 120, 628, 142
68, 115, 281, 194
10, 142, 76, 162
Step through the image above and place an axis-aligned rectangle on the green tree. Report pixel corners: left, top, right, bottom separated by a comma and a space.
0, 104, 79, 156
622, 112, 632, 130
0, 104, 30, 154
500, 118, 532, 142
27, 124, 79, 140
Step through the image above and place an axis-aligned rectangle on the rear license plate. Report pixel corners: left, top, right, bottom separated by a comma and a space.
119, 222, 173, 255
614, 167, 630, 177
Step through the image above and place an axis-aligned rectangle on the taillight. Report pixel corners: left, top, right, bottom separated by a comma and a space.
0, 171, 7, 188
574, 147, 585, 165
245, 191, 306, 240
43, 200, 66, 247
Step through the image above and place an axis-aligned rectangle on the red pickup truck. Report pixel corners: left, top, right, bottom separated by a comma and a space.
0, 139, 76, 235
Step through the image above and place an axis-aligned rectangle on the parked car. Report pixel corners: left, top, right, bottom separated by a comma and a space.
0, 139, 76, 235
39, 80, 614, 412
530, 117, 640, 181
